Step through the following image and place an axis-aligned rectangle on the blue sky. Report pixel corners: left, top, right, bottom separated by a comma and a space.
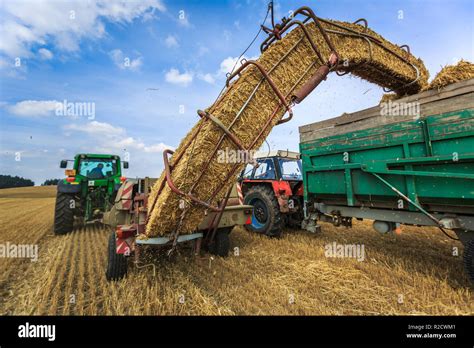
0, 0, 473, 185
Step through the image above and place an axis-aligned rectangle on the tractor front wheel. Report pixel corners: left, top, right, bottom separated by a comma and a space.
106, 230, 128, 281
54, 192, 74, 235
244, 186, 283, 238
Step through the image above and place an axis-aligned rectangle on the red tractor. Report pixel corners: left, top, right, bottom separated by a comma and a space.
239, 150, 304, 237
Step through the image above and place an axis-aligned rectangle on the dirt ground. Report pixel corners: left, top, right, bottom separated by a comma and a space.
0, 186, 472, 315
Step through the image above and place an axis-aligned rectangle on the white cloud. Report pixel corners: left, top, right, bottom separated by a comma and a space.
0, 0, 166, 58
165, 35, 179, 48
193, 55, 259, 86
198, 73, 215, 84
6, 100, 59, 117
109, 49, 143, 71
65, 121, 125, 137
219, 55, 258, 75
64, 121, 172, 154
38, 48, 53, 60
142, 143, 169, 153
165, 68, 193, 86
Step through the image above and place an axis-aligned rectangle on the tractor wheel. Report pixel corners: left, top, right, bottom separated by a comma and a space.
106, 230, 128, 281
209, 228, 231, 257
463, 238, 474, 284
244, 186, 283, 238
54, 192, 74, 235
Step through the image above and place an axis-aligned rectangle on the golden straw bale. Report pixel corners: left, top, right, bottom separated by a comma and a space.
428, 60, 474, 90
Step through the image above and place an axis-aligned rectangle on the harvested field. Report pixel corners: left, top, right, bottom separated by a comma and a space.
0, 186, 472, 315
147, 17, 429, 237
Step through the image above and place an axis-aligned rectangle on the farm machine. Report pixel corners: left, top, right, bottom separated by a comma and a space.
102, 177, 252, 280
54, 154, 128, 235
239, 150, 304, 237
100, 1, 473, 286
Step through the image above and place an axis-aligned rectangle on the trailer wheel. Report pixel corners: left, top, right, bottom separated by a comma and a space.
244, 186, 283, 237
106, 231, 128, 281
54, 192, 74, 235
463, 238, 474, 284
209, 228, 231, 257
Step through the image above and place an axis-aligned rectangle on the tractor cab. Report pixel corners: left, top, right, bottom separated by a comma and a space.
54, 154, 129, 234
239, 150, 304, 237
241, 150, 302, 182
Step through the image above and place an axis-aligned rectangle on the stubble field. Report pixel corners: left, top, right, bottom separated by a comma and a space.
0, 186, 472, 315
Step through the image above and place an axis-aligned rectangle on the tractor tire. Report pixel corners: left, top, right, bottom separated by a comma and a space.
463, 238, 474, 284
106, 230, 128, 281
209, 228, 231, 257
54, 192, 74, 235
244, 185, 283, 238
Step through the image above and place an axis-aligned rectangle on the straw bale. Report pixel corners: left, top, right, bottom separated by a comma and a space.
427, 59, 474, 90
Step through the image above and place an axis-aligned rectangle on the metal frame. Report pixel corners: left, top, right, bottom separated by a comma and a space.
314, 203, 474, 232
135, 233, 203, 246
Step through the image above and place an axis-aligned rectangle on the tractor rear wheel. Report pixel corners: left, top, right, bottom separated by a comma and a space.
463, 238, 474, 284
209, 228, 231, 257
244, 185, 283, 237
54, 192, 74, 235
106, 230, 128, 281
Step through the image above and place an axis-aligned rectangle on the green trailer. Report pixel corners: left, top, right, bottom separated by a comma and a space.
299, 78, 474, 283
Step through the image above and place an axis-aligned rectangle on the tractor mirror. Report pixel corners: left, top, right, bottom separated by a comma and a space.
60, 160, 68, 168
123, 161, 129, 169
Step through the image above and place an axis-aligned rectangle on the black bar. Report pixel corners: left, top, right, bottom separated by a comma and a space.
0, 315, 472, 346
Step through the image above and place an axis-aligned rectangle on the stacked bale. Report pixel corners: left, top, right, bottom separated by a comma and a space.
428, 59, 474, 90
146, 18, 429, 236
380, 59, 474, 102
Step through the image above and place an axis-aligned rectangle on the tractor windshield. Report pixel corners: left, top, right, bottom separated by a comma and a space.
278, 159, 302, 181
78, 158, 117, 179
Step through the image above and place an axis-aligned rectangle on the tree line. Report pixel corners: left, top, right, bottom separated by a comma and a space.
0, 175, 62, 188
0, 174, 34, 189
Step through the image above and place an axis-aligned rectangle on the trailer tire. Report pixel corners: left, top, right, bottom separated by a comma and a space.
54, 192, 74, 235
244, 185, 283, 238
463, 238, 474, 284
209, 229, 231, 257
106, 231, 128, 281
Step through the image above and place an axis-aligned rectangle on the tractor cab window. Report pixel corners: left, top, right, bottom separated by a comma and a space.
278, 159, 302, 180
79, 158, 117, 179
253, 159, 276, 180
241, 163, 255, 179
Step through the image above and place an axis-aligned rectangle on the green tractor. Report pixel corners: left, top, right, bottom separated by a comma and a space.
54, 154, 129, 235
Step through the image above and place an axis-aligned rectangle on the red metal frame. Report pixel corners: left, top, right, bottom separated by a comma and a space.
146, 5, 340, 235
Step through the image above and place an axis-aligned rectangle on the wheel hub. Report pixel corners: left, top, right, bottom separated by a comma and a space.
255, 206, 266, 222
253, 200, 267, 224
